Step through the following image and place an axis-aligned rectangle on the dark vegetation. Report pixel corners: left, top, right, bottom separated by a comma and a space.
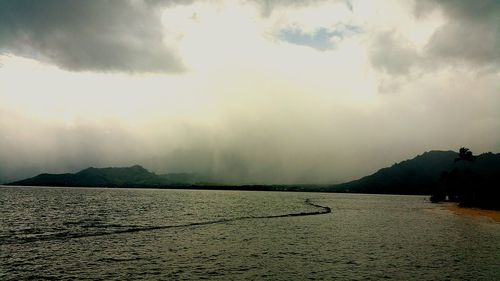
5, 149, 500, 209
330, 150, 459, 195
430, 148, 500, 210
7, 165, 198, 188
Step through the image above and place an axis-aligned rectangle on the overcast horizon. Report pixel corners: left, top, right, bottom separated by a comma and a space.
1, 0, 499, 184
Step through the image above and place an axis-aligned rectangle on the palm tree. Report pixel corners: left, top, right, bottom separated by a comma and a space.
432, 148, 476, 204
451, 147, 477, 206
454, 147, 475, 163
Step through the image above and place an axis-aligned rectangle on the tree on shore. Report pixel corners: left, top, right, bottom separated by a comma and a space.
431, 147, 476, 204
454, 147, 475, 163
431, 147, 500, 210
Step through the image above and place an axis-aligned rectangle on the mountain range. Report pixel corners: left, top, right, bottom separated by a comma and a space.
5, 150, 500, 195
6, 165, 212, 188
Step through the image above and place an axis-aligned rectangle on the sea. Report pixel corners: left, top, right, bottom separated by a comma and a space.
1, 186, 499, 280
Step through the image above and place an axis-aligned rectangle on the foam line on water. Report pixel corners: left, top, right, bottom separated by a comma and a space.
2, 199, 331, 245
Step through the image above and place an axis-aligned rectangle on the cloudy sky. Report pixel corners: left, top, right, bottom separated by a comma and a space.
0, 0, 499, 184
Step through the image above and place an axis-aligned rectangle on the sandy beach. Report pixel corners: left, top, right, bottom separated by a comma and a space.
446, 203, 500, 223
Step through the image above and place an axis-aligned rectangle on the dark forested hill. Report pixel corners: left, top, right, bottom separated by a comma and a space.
329, 150, 500, 195
7, 165, 200, 187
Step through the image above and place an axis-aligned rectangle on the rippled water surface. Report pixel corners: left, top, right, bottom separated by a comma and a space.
1, 186, 499, 280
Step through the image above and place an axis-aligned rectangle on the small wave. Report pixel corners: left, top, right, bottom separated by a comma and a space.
96, 257, 143, 262
1, 199, 331, 245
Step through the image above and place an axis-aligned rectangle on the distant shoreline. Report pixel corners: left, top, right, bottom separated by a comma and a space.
0, 184, 430, 196
446, 203, 500, 223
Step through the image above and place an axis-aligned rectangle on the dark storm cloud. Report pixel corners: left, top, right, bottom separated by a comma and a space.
370, 0, 499, 77
416, 0, 500, 67
418, 0, 500, 69
0, 0, 191, 73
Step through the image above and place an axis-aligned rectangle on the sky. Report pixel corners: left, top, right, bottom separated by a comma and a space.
0, 0, 499, 184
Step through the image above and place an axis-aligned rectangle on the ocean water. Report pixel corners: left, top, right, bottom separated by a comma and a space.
1, 186, 499, 280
